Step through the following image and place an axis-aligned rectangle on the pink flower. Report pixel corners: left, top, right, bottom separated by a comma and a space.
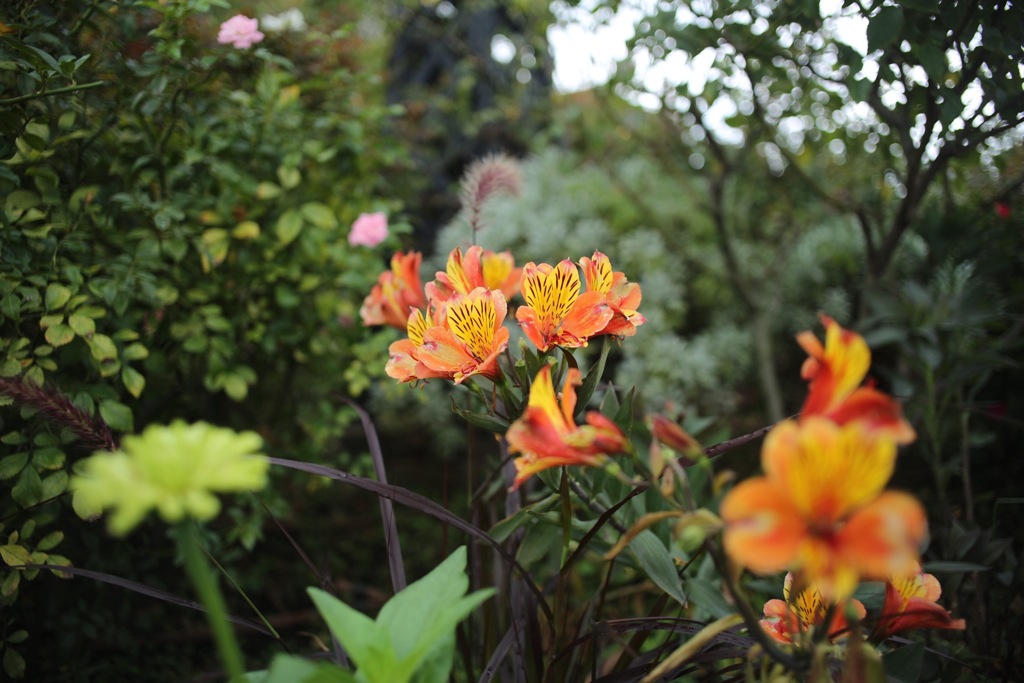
217, 15, 265, 49
348, 212, 389, 247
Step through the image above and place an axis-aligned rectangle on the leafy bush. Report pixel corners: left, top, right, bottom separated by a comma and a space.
1, 2, 406, 675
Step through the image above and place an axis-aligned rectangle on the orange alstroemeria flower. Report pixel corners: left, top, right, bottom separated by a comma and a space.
385, 306, 448, 383
721, 417, 927, 600
579, 251, 646, 337
761, 572, 867, 644
871, 563, 965, 640
427, 246, 522, 304
414, 287, 510, 384
507, 366, 627, 489
797, 315, 915, 444
360, 251, 428, 329
516, 260, 614, 352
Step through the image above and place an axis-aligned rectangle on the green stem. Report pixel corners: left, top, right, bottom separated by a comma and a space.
0, 80, 106, 105
176, 524, 246, 681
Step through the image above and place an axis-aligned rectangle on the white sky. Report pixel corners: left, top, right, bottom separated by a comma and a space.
546, 0, 868, 94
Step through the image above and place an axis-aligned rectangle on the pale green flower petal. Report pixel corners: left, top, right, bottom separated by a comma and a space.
70, 421, 269, 535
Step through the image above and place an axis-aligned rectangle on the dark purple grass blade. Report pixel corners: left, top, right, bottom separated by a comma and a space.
479, 626, 517, 683
340, 397, 406, 593
16, 564, 273, 636
268, 456, 554, 627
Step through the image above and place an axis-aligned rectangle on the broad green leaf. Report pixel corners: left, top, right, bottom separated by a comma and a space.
630, 530, 687, 606
275, 209, 304, 246
0, 452, 29, 480
86, 334, 118, 362
1, 570, 20, 597
256, 653, 356, 683
122, 343, 149, 361
377, 547, 494, 682
39, 314, 63, 329
99, 399, 133, 432
685, 577, 735, 619
11, 466, 43, 507
256, 181, 282, 200
307, 588, 396, 683
37, 531, 64, 551
122, 366, 146, 398
40, 470, 69, 500
233, 220, 261, 240
867, 6, 904, 53
3, 646, 26, 679
45, 283, 72, 311
32, 447, 65, 470
68, 313, 96, 336
45, 323, 74, 347
277, 165, 301, 189
301, 202, 338, 229
0, 543, 32, 566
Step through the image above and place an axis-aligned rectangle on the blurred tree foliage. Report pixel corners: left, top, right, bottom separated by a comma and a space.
1, 0, 408, 677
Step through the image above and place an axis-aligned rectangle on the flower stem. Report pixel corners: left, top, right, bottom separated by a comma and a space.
176, 524, 246, 681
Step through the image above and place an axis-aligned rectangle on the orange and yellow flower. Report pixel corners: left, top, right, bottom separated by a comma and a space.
797, 315, 915, 444
427, 246, 522, 303
516, 260, 614, 352
761, 572, 866, 644
579, 251, 645, 337
360, 251, 428, 329
506, 366, 627, 489
871, 563, 965, 639
385, 305, 448, 383
414, 287, 510, 384
721, 417, 927, 600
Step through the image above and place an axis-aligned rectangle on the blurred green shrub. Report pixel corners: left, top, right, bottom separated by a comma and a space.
1, 2, 405, 675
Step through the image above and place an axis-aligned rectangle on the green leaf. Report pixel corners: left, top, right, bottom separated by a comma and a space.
11, 466, 43, 507
301, 202, 338, 229
45, 283, 72, 311
277, 165, 301, 189
6, 630, 28, 645
376, 547, 493, 682
449, 398, 509, 433
39, 314, 63, 329
275, 209, 304, 246
0, 543, 32, 567
3, 646, 26, 679
882, 641, 924, 683
32, 447, 65, 470
867, 6, 904, 53
86, 334, 118, 362
307, 588, 396, 683
917, 43, 947, 84
258, 654, 356, 683
68, 313, 96, 337
44, 323, 74, 347
223, 373, 249, 401
99, 399, 133, 432
122, 343, 149, 361
629, 530, 686, 606
2, 570, 21, 597
0, 452, 29, 480
37, 530, 64, 551
40, 470, 69, 500
122, 366, 146, 398
256, 182, 283, 200
684, 577, 735, 619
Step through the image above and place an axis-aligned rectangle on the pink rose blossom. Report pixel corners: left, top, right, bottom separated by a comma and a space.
217, 15, 265, 49
348, 212, 389, 247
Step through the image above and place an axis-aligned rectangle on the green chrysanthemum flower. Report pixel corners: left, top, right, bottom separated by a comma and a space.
72, 421, 269, 535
